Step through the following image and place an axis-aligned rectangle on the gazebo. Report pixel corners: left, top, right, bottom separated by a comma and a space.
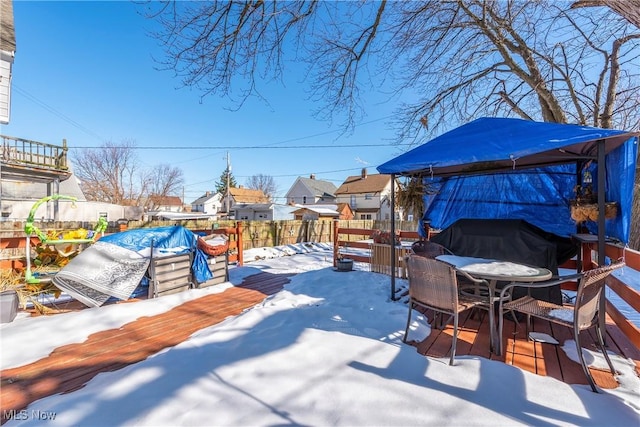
377, 117, 638, 300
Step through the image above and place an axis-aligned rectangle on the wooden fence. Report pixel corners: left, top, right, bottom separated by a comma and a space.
0, 219, 421, 269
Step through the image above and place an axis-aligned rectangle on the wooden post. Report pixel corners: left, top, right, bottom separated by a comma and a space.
236, 221, 244, 266
333, 220, 339, 267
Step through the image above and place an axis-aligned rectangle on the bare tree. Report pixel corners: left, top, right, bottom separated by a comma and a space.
571, 0, 640, 28
72, 140, 144, 205
246, 173, 278, 201
143, 1, 640, 244
71, 141, 184, 208
144, 1, 639, 133
146, 163, 185, 210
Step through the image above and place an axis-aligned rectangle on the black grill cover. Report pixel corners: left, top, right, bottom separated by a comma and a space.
431, 219, 577, 304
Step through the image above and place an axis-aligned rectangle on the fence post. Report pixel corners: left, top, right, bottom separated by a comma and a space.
333, 220, 339, 266
236, 221, 244, 266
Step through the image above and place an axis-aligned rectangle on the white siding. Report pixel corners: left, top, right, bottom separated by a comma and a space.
0, 52, 13, 124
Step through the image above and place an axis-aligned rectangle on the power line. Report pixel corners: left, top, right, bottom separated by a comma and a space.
13, 85, 106, 142
70, 143, 410, 149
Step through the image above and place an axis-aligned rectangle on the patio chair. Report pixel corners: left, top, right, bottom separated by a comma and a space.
411, 240, 453, 259
411, 240, 490, 306
404, 255, 488, 365
498, 261, 625, 392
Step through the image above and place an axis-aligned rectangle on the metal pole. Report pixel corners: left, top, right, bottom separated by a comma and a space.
597, 140, 606, 266
226, 152, 230, 214
597, 139, 607, 343
390, 174, 397, 301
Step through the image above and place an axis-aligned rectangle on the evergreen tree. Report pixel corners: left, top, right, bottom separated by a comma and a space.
215, 166, 237, 196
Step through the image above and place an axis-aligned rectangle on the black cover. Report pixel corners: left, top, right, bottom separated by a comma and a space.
431, 219, 577, 304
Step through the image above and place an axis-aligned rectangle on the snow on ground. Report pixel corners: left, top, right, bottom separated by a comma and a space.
1, 243, 639, 426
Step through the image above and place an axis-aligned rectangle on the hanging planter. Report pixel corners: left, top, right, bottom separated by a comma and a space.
570, 202, 618, 223
569, 181, 617, 223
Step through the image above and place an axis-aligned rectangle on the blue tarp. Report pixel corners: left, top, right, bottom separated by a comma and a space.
100, 226, 213, 283
377, 118, 638, 243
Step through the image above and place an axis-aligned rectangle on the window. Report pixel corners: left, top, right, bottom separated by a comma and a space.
350, 195, 356, 207
303, 196, 307, 204
360, 214, 372, 220
365, 194, 373, 200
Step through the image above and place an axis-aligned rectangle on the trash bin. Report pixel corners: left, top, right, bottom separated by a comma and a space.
0, 290, 19, 323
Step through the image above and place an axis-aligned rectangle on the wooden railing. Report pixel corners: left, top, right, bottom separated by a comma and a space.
333, 223, 640, 355
0, 222, 246, 270
582, 242, 640, 351
1, 135, 68, 171
193, 222, 244, 266
331, 221, 421, 265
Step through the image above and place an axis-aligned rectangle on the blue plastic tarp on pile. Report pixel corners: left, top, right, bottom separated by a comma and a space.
100, 226, 213, 283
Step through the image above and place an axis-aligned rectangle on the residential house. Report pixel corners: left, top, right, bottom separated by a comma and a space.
292, 203, 354, 220
148, 195, 183, 212
221, 187, 270, 216
285, 174, 337, 205
335, 169, 395, 220
233, 203, 296, 221
191, 191, 222, 215
0, 0, 15, 124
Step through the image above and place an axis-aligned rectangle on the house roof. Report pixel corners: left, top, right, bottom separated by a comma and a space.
297, 177, 337, 197
292, 207, 339, 216
191, 192, 220, 205
0, 0, 15, 53
229, 187, 269, 203
335, 173, 391, 195
336, 203, 353, 213
149, 195, 183, 206
233, 203, 274, 210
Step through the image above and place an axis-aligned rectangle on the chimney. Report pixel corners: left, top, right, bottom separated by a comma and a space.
361, 168, 367, 179
205, 191, 210, 196
310, 174, 316, 180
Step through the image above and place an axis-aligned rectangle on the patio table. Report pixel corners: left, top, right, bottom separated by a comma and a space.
435, 254, 552, 355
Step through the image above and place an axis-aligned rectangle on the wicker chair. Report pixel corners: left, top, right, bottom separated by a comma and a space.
498, 261, 625, 392
411, 240, 490, 305
411, 240, 453, 259
404, 255, 488, 365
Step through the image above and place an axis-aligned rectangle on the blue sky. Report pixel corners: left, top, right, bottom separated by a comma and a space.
2, 1, 412, 203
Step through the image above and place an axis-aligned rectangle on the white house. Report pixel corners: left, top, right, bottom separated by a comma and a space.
0, 0, 15, 124
146, 195, 183, 213
285, 175, 337, 205
1, 168, 143, 222
334, 169, 395, 220
233, 203, 296, 221
191, 191, 222, 215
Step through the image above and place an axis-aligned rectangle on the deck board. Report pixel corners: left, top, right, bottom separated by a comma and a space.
1, 270, 637, 425
411, 306, 634, 390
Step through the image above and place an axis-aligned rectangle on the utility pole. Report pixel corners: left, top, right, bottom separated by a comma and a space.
226, 152, 231, 214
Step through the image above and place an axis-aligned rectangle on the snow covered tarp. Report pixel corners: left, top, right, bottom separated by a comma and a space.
53, 226, 213, 307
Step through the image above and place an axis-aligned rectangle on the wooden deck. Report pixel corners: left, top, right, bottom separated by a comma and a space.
412, 306, 640, 389
0, 272, 294, 424
1, 271, 638, 425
